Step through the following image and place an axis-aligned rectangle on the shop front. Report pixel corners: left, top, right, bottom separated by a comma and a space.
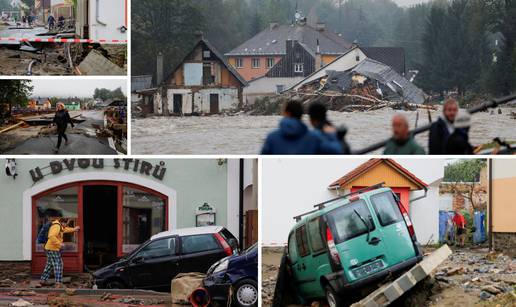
32, 180, 168, 274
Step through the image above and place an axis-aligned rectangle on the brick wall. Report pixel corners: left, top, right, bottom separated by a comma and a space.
493, 232, 516, 257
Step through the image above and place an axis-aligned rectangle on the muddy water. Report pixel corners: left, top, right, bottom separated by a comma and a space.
131, 108, 516, 155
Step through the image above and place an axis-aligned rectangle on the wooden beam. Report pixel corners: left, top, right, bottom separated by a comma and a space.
0, 122, 24, 134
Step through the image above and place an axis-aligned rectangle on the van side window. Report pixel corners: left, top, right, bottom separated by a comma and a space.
308, 218, 325, 253
370, 192, 403, 226
295, 225, 310, 257
288, 233, 298, 262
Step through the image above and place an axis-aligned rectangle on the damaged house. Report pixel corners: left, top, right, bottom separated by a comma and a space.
287, 45, 426, 109
138, 37, 247, 116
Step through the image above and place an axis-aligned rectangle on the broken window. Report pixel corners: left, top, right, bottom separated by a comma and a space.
235, 58, 243, 68
252, 58, 261, 69
267, 58, 275, 68
294, 63, 304, 73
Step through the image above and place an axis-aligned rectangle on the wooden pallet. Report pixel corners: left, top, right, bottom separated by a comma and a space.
351, 245, 452, 307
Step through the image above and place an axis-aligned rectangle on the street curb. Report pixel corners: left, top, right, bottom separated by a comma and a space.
0, 288, 169, 296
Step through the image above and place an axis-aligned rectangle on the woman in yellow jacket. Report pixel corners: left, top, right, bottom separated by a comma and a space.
40, 218, 80, 288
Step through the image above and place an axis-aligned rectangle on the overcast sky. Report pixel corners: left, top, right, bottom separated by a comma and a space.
29, 79, 127, 98
394, 0, 432, 7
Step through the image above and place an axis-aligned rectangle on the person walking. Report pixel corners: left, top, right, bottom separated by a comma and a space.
452, 211, 467, 247
47, 14, 55, 30
384, 115, 426, 155
429, 98, 459, 154
261, 100, 321, 155
39, 218, 80, 288
445, 111, 474, 155
52, 103, 74, 154
308, 102, 344, 155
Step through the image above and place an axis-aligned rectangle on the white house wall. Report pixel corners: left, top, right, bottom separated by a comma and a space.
410, 186, 440, 245
197, 89, 239, 114
244, 77, 304, 105
167, 89, 193, 114
153, 91, 163, 115
439, 194, 453, 211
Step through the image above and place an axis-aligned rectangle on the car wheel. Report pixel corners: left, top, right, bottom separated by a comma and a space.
105, 279, 125, 289
233, 279, 258, 307
325, 286, 344, 307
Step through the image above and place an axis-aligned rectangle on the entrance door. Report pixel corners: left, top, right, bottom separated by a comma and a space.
83, 185, 118, 270
210, 94, 219, 114
173, 94, 182, 114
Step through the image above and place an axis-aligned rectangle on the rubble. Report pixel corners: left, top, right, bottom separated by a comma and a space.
9, 299, 33, 307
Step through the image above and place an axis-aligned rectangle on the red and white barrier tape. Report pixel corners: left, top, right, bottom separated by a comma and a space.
0, 37, 127, 44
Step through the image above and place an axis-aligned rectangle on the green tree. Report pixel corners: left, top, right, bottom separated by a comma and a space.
0, 80, 33, 118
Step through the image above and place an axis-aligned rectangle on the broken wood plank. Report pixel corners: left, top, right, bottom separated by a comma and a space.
0, 122, 24, 134
351, 245, 452, 307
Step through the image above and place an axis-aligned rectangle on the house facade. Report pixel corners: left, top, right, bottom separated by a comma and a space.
490, 159, 516, 256
226, 20, 352, 81
147, 38, 247, 116
0, 158, 257, 273
28, 97, 52, 110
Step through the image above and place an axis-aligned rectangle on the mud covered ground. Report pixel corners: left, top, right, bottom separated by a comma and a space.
262, 246, 516, 307
132, 107, 516, 155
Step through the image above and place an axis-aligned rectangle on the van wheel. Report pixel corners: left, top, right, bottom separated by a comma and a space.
105, 279, 125, 289
325, 286, 344, 307
233, 279, 258, 307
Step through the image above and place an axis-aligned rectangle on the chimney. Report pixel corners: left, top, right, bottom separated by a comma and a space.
156, 52, 163, 86
269, 23, 279, 31
315, 22, 326, 32
195, 30, 204, 41
315, 39, 322, 69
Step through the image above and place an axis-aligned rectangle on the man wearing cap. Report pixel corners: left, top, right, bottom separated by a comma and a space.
445, 110, 474, 155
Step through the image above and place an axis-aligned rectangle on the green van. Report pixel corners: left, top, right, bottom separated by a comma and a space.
286, 185, 423, 307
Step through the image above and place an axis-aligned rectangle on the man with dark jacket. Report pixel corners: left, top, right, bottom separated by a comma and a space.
384, 115, 426, 155
429, 99, 459, 154
308, 102, 346, 154
262, 101, 328, 155
53, 103, 74, 153
445, 111, 474, 155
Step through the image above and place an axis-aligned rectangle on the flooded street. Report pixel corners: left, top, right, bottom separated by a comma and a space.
132, 108, 516, 155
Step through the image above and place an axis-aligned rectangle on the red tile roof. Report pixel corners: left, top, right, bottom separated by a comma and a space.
328, 159, 428, 190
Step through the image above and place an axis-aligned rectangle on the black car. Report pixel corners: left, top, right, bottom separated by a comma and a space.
204, 243, 258, 307
93, 226, 238, 291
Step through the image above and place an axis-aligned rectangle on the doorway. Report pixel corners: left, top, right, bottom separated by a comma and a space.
83, 185, 118, 270
210, 94, 219, 114
173, 94, 182, 114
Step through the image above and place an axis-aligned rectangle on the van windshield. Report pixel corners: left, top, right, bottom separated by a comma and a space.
326, 200, 375, 244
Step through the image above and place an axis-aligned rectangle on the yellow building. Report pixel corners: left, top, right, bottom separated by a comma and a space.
489, 159, 516, 257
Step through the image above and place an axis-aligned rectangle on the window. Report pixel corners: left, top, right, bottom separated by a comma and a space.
137, 237, 176, 259
181, 234, 220, 254
267, 57, 275, 68
203, 50, 211, 58
326, 200, 375, 244
235, 58, 243, 68
295, 225, 310, 257
308, 218, 325, 253
294, 63, 304, 73
371, 192, 403, 227
252, 58, 260, 69
276, 85, 285, 94
288, 233, 298, 262
35, 187, 79, 253
123, 187, 166, 254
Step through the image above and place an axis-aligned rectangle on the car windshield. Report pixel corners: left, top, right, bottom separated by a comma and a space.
244, 243, 258, 254
326, 199, 375, 244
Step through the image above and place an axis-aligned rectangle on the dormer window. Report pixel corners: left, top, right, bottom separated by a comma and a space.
294, 63, 304, 73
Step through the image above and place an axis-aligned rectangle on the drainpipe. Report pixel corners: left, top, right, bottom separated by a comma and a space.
239, 159, 244, 250
488, 159, 493, 251
409, 188, 428, 203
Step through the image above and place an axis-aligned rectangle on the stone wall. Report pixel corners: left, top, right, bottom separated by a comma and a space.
493, 232, 516, 257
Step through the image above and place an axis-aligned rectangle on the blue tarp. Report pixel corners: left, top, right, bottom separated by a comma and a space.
473, 211, 487, 244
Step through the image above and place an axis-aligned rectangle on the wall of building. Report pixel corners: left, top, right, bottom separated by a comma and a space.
228, 56, 282, 81
0, 159, 230, 261
243, 77, 304, 105
493, 233, 516, 257
492, 159, 516, 233
410, 185, 440, 245
166, 88, 239, 115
